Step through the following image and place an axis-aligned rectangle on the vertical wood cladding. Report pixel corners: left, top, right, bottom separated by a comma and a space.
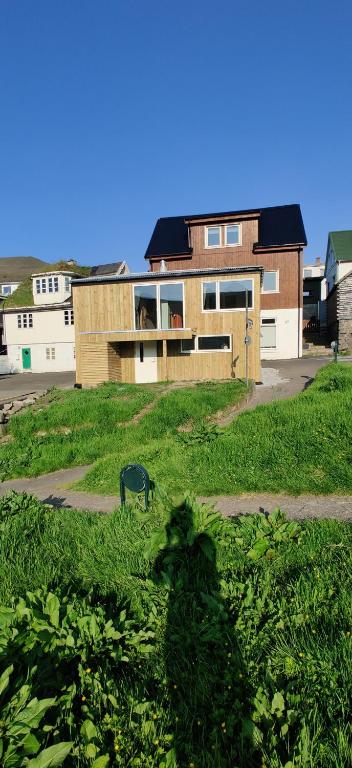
149, 217, 303, 311
73, 270, 261, 386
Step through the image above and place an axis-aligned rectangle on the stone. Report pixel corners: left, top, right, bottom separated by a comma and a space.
22, 398, 36, 406
3, 403, 13, 412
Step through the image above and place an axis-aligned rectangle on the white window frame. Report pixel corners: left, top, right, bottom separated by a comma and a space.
181, 334, 232, 354
64, 309, 74, 326
46, 347, 56, 360
41, 278, 47, 293
133, 281, 185, 331
204, 223, 242, 249
17, 313, 33, 329
261, 270, 279, 294
65, 276, 71, 292
2, 285, 11, 295
205, 225, 221, 249
54, 276, 59, 292
224, 223, 241, 247
260, 318, 277, 349
202, 277, 254, 313
35, 279, 41, 294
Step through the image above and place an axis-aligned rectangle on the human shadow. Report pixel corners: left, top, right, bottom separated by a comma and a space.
153, 499, 249, 768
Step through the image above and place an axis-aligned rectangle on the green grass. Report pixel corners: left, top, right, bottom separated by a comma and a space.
0, 379, 247, 480
4, 260, 90, 308
0, 491, 351, 767
78, 362, 352, 497
2, 364, 352, 497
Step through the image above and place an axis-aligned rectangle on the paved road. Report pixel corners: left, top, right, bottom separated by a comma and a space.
0, 370, 75, 401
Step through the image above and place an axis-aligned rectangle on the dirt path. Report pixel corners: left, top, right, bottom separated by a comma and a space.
1, 466, 351, 520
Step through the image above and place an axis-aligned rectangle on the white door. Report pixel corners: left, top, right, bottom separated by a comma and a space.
134, 341, 158, 383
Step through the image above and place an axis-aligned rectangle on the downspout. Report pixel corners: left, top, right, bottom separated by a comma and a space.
298, 247, 302, 357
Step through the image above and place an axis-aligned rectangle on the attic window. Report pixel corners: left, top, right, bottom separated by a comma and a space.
206, 226, 221, 247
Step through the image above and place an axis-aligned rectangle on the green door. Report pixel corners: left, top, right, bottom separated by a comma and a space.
22, 348, 31, 370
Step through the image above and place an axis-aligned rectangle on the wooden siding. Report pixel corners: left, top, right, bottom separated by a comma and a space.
149, 217, 303, 311
73, 271, 261, 386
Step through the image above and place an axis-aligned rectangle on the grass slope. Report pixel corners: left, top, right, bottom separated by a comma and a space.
0, 491, 351, 767
0, 379, 247, 481
79, 362, 352, 497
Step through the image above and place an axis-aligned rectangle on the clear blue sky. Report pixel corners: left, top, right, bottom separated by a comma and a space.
1, 0, 351, 270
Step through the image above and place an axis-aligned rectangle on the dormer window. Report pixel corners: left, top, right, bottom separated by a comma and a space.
206, 226, 221, 247
225, 224, 240, 246
205, 223, 241, 248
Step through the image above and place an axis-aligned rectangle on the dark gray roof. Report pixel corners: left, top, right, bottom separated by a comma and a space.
72, 265, 263, 287
90, 261, 124, 276
145, 204, 307, 259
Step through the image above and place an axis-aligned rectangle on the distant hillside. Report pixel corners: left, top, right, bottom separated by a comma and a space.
4, 261, 91, 309
0, 256, 51, 282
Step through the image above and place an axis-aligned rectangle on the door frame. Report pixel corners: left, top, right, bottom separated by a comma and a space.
134, 341, 158, 383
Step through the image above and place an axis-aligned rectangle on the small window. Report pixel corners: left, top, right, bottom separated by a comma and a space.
35, 279, 41, 294
48, 277, 53, 293
261, 318, 276, 349
203, 282, 217, 310
73, 346, 76, 359
17, 314, 22, 329
54, 277, 59, 292
46, 347, 50, 360
46, 347, 55, 360
225, 224, 240, 246
65, 276, 71, 292
2, 285, 11, 295
181, 338, 195, 353
41, 278, 47, 293
64, 309, 74, 326
206, 226, 221, 247
28, 314, 33, 328
198, 335, 231, 351
262, 271, 278, 293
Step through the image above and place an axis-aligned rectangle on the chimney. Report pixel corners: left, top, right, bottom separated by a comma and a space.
314, 257, 321, 267
160, 259, 168, 272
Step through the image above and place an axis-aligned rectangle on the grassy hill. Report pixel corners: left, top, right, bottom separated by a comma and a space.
3, 261, 91, 308
0, 256, 50, 282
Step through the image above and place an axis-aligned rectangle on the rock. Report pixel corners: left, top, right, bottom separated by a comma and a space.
3, 403, 12, 412
11, 402, 24, 413
22, 398, 35, 406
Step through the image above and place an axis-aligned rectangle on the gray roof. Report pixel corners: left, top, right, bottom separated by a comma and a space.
90, 261, 124, 276
72, 265, 264, 286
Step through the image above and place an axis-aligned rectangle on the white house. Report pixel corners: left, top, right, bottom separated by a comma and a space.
3, 260, 129, 373
4, 270, 78, 373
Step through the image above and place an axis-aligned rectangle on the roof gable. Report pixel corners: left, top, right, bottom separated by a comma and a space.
329, 231, 352, 262
145, 204, 306, 259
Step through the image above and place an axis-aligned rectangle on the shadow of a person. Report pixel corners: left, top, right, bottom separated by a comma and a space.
153, 498, 248, 768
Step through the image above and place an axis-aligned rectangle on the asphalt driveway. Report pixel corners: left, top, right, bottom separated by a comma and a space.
0, 370, 76, 401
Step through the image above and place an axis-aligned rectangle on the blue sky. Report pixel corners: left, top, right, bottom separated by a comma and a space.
0, 0, 351, 270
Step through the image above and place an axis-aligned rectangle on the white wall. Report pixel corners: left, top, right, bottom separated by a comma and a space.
260, 308, 301, 360
7, 342, 75, 373
32, 272, 76, 306
4, 307, 76, 372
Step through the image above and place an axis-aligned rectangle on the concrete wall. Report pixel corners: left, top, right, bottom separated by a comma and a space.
260, 308, 302, 360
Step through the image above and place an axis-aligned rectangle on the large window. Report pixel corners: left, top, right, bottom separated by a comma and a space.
260, 318, 276, 349
202, 279, 253, 311
203, 281, 216, 310
181, 335, 231, 353
262, 271, 279, 293
160, 283, 184, 329
205, 224, 241, 248
134, 283, 184, 330
35, 276, 59, 294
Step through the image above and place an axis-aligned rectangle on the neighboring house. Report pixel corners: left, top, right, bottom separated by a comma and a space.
325, 230, 352, 351
72, 265, 263, 387
0, 256, 50, 350
145, 204, 307, 360
90, 260, 129, 277
3, 269, 79, 372
303, 257, 327, 334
